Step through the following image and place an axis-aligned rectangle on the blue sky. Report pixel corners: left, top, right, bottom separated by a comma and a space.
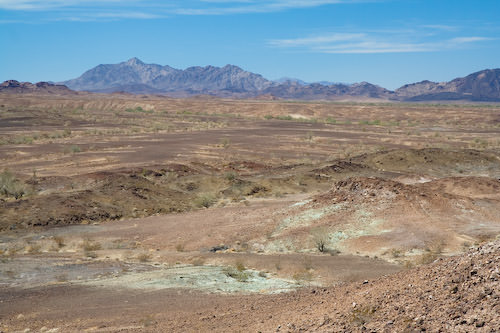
0, 0, 499, 89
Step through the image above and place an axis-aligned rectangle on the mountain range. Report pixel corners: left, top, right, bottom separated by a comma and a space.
2, 58, 500, 102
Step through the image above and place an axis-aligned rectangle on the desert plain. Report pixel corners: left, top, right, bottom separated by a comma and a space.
1, 92, 500, 332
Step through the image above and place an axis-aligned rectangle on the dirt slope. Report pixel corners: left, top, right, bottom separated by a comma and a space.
267, 176, 500, 261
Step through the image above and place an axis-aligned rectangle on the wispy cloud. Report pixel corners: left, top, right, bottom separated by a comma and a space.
0, 0, 128, 11
0, 0, 351, 13
268, 28, 494, 54
420, 24, 458, 32
0, 0, 363, 22
173, 0, 347, 15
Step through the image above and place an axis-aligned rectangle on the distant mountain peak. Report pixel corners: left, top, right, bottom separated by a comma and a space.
125, 57, 144, 66
62, 59, 273, 94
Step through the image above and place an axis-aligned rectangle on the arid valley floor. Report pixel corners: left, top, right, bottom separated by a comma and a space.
1, 92, 500, 332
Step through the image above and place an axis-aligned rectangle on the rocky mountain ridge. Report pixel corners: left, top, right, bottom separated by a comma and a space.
62, 57, 273, 95
3, 58, 500, 101
60, 58, 500, 101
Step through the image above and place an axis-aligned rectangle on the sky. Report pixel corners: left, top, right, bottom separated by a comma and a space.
0, 0, 499, 90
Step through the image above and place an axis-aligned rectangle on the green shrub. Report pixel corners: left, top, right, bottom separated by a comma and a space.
275, 115, 293, 121
126, 106, 153, 114
224, 172, 236, 182
69, 145, 81, 153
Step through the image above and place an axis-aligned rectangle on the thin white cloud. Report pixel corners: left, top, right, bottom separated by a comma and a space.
171, 0, 348, 15
449, 36, 492, 43
269, 29, 494, 54
421, 24, 458, 32
95, 12, 163, 19
0, 0, 349, 12
0, 0, 362, 21
268, 33, 366, 47
0, 0, 128, 10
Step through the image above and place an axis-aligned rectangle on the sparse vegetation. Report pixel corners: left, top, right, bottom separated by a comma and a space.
292, 270, 313, 284
223, 263, 250, 282
126, 106, 153, 114
194, 194, 216, 208
65, 145, 82, 154
351, 305, 377, 326
0, 170, 26, 199
220, 138, 231, 149
224, 172, 236, 182
81, 238, 102, 252
52, 236, 65, 248
311, 227, 329, 253
25, 243, 42, 254
137, 252, 152, 262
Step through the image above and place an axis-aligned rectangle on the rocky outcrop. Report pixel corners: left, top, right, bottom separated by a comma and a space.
0, 80, 76, 95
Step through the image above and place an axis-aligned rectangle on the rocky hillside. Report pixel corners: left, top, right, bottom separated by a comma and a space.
395, 68, 500, 101
262, 81, 394, 100
62, 58, 273, 94
0, 80, 76, 95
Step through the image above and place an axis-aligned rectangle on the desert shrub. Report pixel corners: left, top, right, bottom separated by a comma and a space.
52, 236, 65, 248
311, 227, 329, 253
0, 170, 26, 199
220, 138, 230, 149
351, 305, 377, 326
12, 136, 34, 144
65, 145, 81, 154
140, 315, 156, 328
25, 243, 41, 254
223, 266, 250, 282
224, 172, 236, 182
81, 238, 101, 252
417, 251, 438, 265
126, 106, 153, 114
175, 243, 185, 252
275, 115, 293, 121
85, 251, 98, 259
137, 253, 152, 262
325, 117, 337, 124
194, 194, 216, 208
235, 260, 246, 272
390, 248, 403, 258
292, 270, 313, 283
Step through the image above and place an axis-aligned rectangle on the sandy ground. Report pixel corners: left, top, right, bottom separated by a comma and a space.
1, 93, 500, 332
